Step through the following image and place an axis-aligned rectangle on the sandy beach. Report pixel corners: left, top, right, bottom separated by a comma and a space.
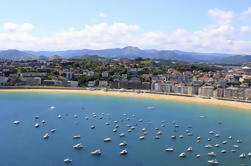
0, 88, 250, 111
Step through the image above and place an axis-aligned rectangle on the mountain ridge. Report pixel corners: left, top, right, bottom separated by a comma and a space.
0, 46, 251, 64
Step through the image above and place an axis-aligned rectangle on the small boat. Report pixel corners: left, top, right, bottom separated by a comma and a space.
50, 128, 56, 132
128, 129, 132, 132
115, 124, 119, 128
147, 106, 154, 110
233, 145, 239, 148
240, 153, 245, 158
119, 133, 125, 137
231, 149, 236, 152
50, 106, 55, 110
120, 149, 128, 155
161, 124, 165, 127
43, 133, 49, 139
175, 124, 179, 128
155, 128, 159, 130
209, 131, 215, 134
208, 152, 216, 156
35, 123, 39, 128
179, 152, 186, 158
113, 129, 117, 132
155, 136, 160, 139
197, 140, 200, 143
222, 141, 227, 144
171, 136, 176, 139
208, 159, 218, 165
165, 148, 174, 152
205, 144, 213, 149
138, 119, 143, 122
73, 135, 81, 139
187, 133, 193, 136
142, 128, 146, 132
74, 114, 78, 118
85, 116, 89, 120
58, 115, 62, 119
156, 131, 162, 135
200, 115, 205, 118
104, 138, 112, 142
248, 152, 251, 157
237, 139, 242, 143
131, 126, 136, 130
215, 134, 220, 137
218, 121, 222, 125
90, 125, 95, 129
187, 147, 192, 152
197, 136, 200, 140
64, 158, 72, 163
105, 122, 110, 125
228, 136, 232, 139
114, 121, 118, 123
221, 150, 226, 153
119, 142, 127, 147
41, 120, 46, 124
187, 125, 192, 128
185, 130, 189, 133
214, 144, 220, 147
126, 118, 130, 121
13, 121, 20, 124
196, 154, 200, 158
143, 132, 148, 135
91, 149, 101, 156
34, 116, 39, 119
179, 135, 184, 139
139, 136, 144, 140
73, 143, 83, 149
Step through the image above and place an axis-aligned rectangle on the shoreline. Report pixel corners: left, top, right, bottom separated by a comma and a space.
0, 88, 251, 111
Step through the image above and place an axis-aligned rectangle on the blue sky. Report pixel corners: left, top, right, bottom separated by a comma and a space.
0, 0, 251, 53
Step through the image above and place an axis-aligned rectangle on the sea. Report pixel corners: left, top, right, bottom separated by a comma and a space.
0, 92, 250, 166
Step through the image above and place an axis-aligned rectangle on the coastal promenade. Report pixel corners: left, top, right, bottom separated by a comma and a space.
0, 86, 250, 111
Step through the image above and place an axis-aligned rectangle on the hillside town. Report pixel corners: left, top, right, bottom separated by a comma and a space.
0, 57, 251, 102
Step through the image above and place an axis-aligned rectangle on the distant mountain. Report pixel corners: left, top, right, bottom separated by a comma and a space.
1, 46, 251, 64
218, 55, 251, 64
72, 55, 107, 61
0, 49, 38, 61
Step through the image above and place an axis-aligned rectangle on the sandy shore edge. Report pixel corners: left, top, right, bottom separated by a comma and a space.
0, 89, 250, 111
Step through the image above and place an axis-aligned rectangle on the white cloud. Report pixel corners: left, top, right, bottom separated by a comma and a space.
99, 13, 107, 18
240, 26, 251, 33
208, 8, 234, 25
3, 22, 34, 32
1, 8, 251, 54
241, 7, 251, 20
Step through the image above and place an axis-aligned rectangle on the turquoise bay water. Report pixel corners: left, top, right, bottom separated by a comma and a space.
0, 92, 251, 166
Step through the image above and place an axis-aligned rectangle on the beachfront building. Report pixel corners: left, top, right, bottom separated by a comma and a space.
187, 86, 199, 95
99, 81, 108, 87
20, 77, 41, 85
224, 87, 247, 100
63, 81, 78, 87
198, 86, 214, 97
43, 80, 62, 86
88, 81, 96, 87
